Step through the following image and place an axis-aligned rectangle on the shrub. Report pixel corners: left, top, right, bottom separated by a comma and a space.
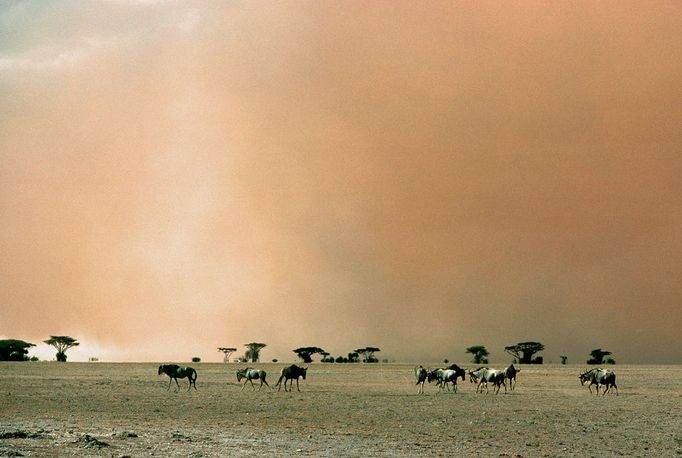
272, 359, 278, 363
191, 357, 201, 363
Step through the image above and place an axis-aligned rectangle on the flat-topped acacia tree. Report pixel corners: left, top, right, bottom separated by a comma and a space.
355, 347, 381, 363
504, 342, 545, 364
293, 347, 325, 363
466, 345, 489, 364
218, 347, 237, 363
44, 336, 79, 362
244, 342, 267, 363
587, 348, 615, 365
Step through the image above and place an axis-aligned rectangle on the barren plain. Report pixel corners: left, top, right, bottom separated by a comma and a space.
1, 362, 681, 457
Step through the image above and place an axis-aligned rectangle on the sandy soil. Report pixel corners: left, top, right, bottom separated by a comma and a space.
1, 362, 681, 457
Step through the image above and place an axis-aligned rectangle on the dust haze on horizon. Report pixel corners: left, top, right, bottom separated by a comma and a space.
1, 2, 681, 364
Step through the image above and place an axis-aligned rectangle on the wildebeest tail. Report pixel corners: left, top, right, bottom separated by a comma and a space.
274, 368, 285, 387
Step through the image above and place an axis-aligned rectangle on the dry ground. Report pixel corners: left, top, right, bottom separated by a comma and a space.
1, 362, 681, 457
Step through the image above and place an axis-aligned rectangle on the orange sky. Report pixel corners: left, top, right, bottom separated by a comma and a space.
1, 1, 681, 363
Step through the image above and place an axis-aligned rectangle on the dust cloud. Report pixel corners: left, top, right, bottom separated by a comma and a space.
1, 2, 681, 362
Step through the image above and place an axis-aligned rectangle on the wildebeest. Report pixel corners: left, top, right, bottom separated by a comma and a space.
468, 367, 506, 394
236, 367, 270, 391
275, 364, 307, 392
446, 364, 467, 382
504, 364, 520, 390
158, 364, 197, 391
428, 365, 466, 393
579, 368, 618, 395
415, 366, 428, 394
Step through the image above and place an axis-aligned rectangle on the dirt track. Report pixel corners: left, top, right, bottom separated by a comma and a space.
1, 362, 681, 457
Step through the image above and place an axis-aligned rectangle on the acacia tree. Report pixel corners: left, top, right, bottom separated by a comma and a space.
293, 347, 325, 363
44, 336, 79, 362
504, 342, 545, 364
587, 348, 615, 365
320, 351, 333, 362
0, 339, 35, 361
355, 347, 381, 363
217, 347, 237, 363
466, 345, 489, 364
244, 342, 267, 363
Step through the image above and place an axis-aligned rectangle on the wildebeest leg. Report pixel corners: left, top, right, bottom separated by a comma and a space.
250, 378, 256, 390
167, 377, 172, 390
296, 377, 301, 392
241, 379, 248, 391
174, 377, 180, 392
262, 377, 270, 389
602, 384, 609, 395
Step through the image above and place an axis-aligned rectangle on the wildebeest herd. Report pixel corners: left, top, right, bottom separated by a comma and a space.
158, 362, 617, 396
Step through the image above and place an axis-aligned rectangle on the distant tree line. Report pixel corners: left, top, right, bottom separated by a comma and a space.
293, 346, 382, 363
0, 336, 79, 362
3, 335, 617, 365
464, 342, 615, 366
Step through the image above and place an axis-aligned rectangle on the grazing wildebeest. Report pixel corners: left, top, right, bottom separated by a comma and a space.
469, 367, 506, 394
236, 367, 270, 391
579, 368, 618, 395
504, 364, 520, 390
415, 366, 428, 394
158, 364, 197, 391
275, 365, 307, 392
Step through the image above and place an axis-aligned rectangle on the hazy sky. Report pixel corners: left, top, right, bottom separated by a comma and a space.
1, 1, 681, 363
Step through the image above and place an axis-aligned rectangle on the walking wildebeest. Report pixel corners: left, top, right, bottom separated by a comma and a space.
275, 364, 307, 392
579, 368, 618, 395
469, 367, 506, 394
158, 364, 197, 391
428, 365, 466, 393
415, 366, 428, 394
446, 364, 467, 382
504, 364, 519, 390
236, 367, 270, 391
